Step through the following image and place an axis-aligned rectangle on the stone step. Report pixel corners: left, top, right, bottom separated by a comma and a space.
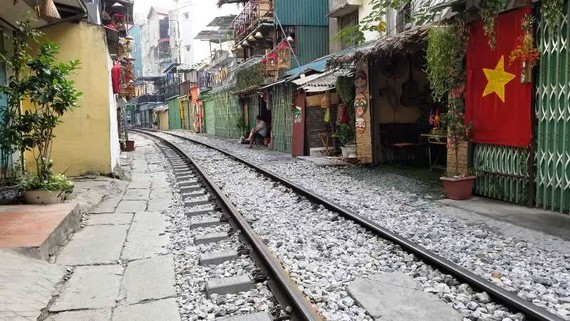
190, 216, 223, 229
199, 250, 239, 266
182, 190, 207, 198
186, 208, 217, 217
194, 232, 228, 245
206, 275, 253, 298
216, 312, 273, 321
179, 185, 203, 193
178, 181, 200, 188
184, 198, 212, 207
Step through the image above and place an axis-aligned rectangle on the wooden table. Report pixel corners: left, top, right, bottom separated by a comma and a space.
421, 133, 447, 171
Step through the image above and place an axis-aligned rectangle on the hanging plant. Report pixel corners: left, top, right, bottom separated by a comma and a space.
509, 15, 540, 66
479, 0, 502, 48
541, 0, 564, 34
335, 76, 355, 105
425, 23, 465, 102
233, 63, 264, 93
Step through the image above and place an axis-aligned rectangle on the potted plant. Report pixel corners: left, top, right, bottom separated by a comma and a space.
440, 105, 475, 200
17, 28, 81, 204
333, 123, 356, 158
427, 22, 475, 200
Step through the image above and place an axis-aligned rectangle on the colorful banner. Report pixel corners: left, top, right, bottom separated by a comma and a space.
465, 7, 533, 147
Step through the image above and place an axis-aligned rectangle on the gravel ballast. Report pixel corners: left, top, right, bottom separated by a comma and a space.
167, 131, 570, 321
151, 139, 278, 321
153, 133, 547, 321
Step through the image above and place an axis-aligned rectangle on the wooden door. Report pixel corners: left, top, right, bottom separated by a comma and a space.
292, 92, 306, 157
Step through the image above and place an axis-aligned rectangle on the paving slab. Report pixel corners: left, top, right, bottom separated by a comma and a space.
123, 189, 151, 200
115, 200, 147, 213
149, 188, 174, 200
46, 309, 112, 321
87, 213, 133, 226
127, 180, 152, 189
147, 198, 173, 212
50, 265, 123, 312
91, 196, 123, 214
122, 215, 169, 261
57, 225, 128, 265
347, 272, 462, 321
0, 250, 65, 321
120, 255, 176, 304
112, 298, 180, 321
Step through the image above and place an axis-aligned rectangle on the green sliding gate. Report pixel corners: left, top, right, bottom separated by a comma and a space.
535, 1, 570, 213
473, 144, 531, 205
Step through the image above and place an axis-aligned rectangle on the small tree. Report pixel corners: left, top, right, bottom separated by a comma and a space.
0, 19, 41, 182
21, 41, 81, 184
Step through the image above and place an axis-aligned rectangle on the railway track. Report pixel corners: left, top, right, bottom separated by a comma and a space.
148, 135, 322, 321
139, 129, 566, 321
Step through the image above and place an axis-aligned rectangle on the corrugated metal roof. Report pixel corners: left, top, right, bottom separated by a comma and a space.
274, 0, 328, 26
292, 72, 325, 86
296, 26, 329, 66
300, 69, 354, 93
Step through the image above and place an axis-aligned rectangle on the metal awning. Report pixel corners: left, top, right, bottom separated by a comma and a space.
298, 69, 354, 93
292, 73, 326, 86
207, 15, 237, 28
0, 0, 86, 30
195, 30, 233, 43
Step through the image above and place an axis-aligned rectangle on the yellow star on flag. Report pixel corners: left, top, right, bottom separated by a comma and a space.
482, 55, 516, 103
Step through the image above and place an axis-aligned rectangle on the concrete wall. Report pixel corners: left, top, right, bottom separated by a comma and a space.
25, 21, 119, 176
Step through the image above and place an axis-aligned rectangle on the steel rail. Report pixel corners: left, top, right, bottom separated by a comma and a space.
138, 130, 323, 321
149, 130, 566, 321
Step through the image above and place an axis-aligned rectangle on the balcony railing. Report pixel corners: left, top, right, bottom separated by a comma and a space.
232, 0, 273, 43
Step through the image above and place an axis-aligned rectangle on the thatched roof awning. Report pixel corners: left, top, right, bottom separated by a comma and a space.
328, 25, 431, 67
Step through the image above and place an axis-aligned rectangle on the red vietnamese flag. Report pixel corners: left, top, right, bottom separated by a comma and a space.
465, 7, 532, 147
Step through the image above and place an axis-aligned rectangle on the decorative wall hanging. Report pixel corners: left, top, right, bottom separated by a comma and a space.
354, 93, 368, 116
354, 70, 368, 93
355, 117, 366, 134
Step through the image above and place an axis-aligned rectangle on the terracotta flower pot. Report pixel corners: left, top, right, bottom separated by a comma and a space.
121, 140, 135, 152
440, 176, 476, 200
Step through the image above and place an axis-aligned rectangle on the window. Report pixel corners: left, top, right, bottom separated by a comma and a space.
186, 45, 191, 52
339, 11, 359, 49
184, 12, 189, 20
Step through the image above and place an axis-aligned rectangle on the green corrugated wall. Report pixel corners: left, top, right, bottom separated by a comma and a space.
203, 91, 241, 139
271, 83, 294, 153
167, 97, 182, 130
246, 96, 258, 131
296, 26, 330, 66
204, 99, 216, 135
274, 0, 328, 26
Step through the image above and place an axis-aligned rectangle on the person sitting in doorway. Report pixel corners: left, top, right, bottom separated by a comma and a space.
244, 115, 268, 148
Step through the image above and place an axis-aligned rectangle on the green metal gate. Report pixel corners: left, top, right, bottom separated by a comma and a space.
535, 1, 570, 213
204, 98, 216, 135
473, 144, 531, 205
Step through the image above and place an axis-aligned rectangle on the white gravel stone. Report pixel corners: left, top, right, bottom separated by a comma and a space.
166, 131, 570, 321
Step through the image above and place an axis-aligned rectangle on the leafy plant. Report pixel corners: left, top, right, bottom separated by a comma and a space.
20, 171, 73, 192
508, 15, 540, 68
541, 0, 564, 35
425, 23, 465, 102
441, 94, 471, 177
479, 0, 503, 48
19, 40, 82, 186
334, 0, 440, 45
233, 63, 264, 93
0, 18, 41, 183
335, 76, 355, 105
332, 123, 355, 146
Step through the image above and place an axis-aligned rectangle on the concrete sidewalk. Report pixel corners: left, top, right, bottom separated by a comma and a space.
46, 136, 179, 321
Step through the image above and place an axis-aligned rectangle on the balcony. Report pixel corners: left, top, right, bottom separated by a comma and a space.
232, 0, 274, 44
164, 83, 180, 100
328, 0, 362, 17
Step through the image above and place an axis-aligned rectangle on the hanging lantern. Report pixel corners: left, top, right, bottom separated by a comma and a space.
37, 0, 61, 22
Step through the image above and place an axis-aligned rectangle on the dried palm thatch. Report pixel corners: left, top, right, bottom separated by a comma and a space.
328, 25, 431, 68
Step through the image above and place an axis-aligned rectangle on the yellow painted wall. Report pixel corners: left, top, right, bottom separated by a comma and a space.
158, 111, 170, 130
25, 22, 115, 176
